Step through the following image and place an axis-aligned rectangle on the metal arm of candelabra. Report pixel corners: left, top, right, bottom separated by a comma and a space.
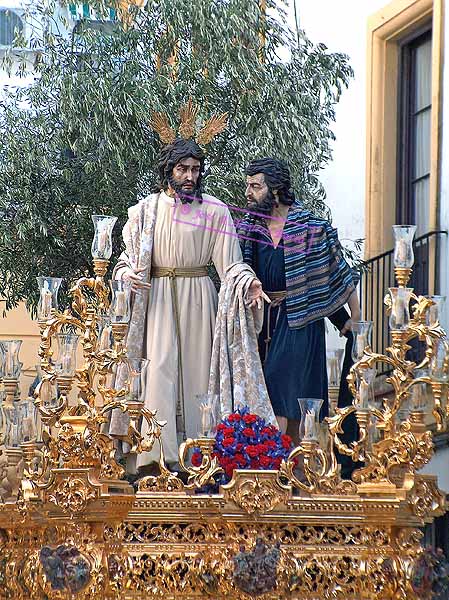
20, 215, 172, 518
325, 226, 449, 488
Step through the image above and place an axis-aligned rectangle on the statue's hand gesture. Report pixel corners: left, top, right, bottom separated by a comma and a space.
122, 267, 152, 293
245, 279, 271, 310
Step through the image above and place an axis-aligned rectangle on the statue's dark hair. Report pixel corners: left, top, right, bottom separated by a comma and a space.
245, 157, 295, 206
153, 138, 206, 193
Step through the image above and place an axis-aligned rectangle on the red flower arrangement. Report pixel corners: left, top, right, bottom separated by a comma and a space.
192, 406, 294, 482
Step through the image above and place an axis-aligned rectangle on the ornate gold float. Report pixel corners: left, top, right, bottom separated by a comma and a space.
0, 220, 447, 599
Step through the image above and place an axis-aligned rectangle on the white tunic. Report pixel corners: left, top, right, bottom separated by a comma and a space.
138, 192, 242, 466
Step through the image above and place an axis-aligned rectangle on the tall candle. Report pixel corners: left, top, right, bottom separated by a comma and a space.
40, 280, 53, 318
428, 303, 438, 326
5, 350, 13, 377
200, 403, 212, 436
356, 334, 366, 359
115, 291, 127, 317
22, 416, 33, 441
329, 357, 338, 385
11, 422, 19, 446
359, 379, 370, 408
303, 411, 315, 440
412, 385, 423, 411
98, 325, 111, 351
396, 239, 408, 264
393, 296, 404, 326
61, 353, 72, 375
41, 380, 52, 406
97, 220, 109, 256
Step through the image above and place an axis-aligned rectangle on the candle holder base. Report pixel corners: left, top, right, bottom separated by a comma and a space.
55, 375, 74, 397
93, 259, 110, 278
390, 330, 410, 351
409, 410, 426, 433
111, 322, 128, 344
394, 267, 412, 287
2, 378, 18, 405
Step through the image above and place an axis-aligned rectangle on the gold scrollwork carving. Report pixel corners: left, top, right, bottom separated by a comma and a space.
223, 472, 289, 514
48, 478, 96, 514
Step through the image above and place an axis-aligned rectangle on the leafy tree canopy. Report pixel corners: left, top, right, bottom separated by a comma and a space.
0, 0, 354, 312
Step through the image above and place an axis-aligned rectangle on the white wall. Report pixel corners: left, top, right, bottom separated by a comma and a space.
0, 0, 74, 99
421, 447, 449, 493
286, 0, 387, 243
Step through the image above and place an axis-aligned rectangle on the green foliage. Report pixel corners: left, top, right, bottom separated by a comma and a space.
0, 0, 353, 312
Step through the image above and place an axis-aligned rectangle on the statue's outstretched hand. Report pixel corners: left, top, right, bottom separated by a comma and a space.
245, 279, 271, 310
122, 267, 152, 293
339, 318, 352, 337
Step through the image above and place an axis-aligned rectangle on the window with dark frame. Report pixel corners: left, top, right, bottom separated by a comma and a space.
397, 26, 434, 300
397, 27, 432, 237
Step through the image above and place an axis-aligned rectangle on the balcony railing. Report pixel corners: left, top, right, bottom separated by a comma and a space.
359, 230, 447, 372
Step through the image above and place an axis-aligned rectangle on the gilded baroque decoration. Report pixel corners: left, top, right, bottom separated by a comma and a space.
223, 471, 290, 514
0, 221, 447, 599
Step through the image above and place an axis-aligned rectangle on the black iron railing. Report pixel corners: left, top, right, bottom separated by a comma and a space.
359, 230, 447, 372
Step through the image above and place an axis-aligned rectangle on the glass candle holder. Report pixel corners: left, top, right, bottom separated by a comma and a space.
411, 368, 429, 412
388, 287, 413, 330
2, 340, 22, 378
396, 400, 411, 422
16, 361, 23, 379
55, 333, 80, 377
368, 412, 381, 447
3, 404, 21, 447
392, 225, 416, 268
126, 358, 149, 403
91, 215, 117, 260
426, 295, 446, 327
351, 321, 373, 362
298, 398, 323, 442
110, 281, 132, 324
195, 393, 220, 438
326, 349, 344, 387
430, 339, 449, 382
37, 277, 63, 321
357, 367, 377, 409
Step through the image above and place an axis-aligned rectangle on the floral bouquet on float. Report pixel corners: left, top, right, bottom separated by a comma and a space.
192, 405, 294, 483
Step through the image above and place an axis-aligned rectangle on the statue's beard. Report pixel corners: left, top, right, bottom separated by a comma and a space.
246, 189, 278, 216
168, 175, 202, 204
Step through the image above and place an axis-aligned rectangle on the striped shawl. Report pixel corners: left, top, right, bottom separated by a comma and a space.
237, 203, 355, 329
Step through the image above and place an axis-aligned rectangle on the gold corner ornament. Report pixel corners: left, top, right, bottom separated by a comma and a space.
150, 98, 228, 147
0, 234, 449, 598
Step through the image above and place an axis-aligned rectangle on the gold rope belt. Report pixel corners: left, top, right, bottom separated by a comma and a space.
151, 265, 209, 437
151, 266, 209, 278
264, 290, 287, 361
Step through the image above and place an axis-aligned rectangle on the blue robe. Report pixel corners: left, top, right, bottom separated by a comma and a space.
254, 231, 328, 420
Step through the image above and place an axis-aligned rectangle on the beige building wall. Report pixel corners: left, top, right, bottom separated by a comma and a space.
0, 302, 40, 399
